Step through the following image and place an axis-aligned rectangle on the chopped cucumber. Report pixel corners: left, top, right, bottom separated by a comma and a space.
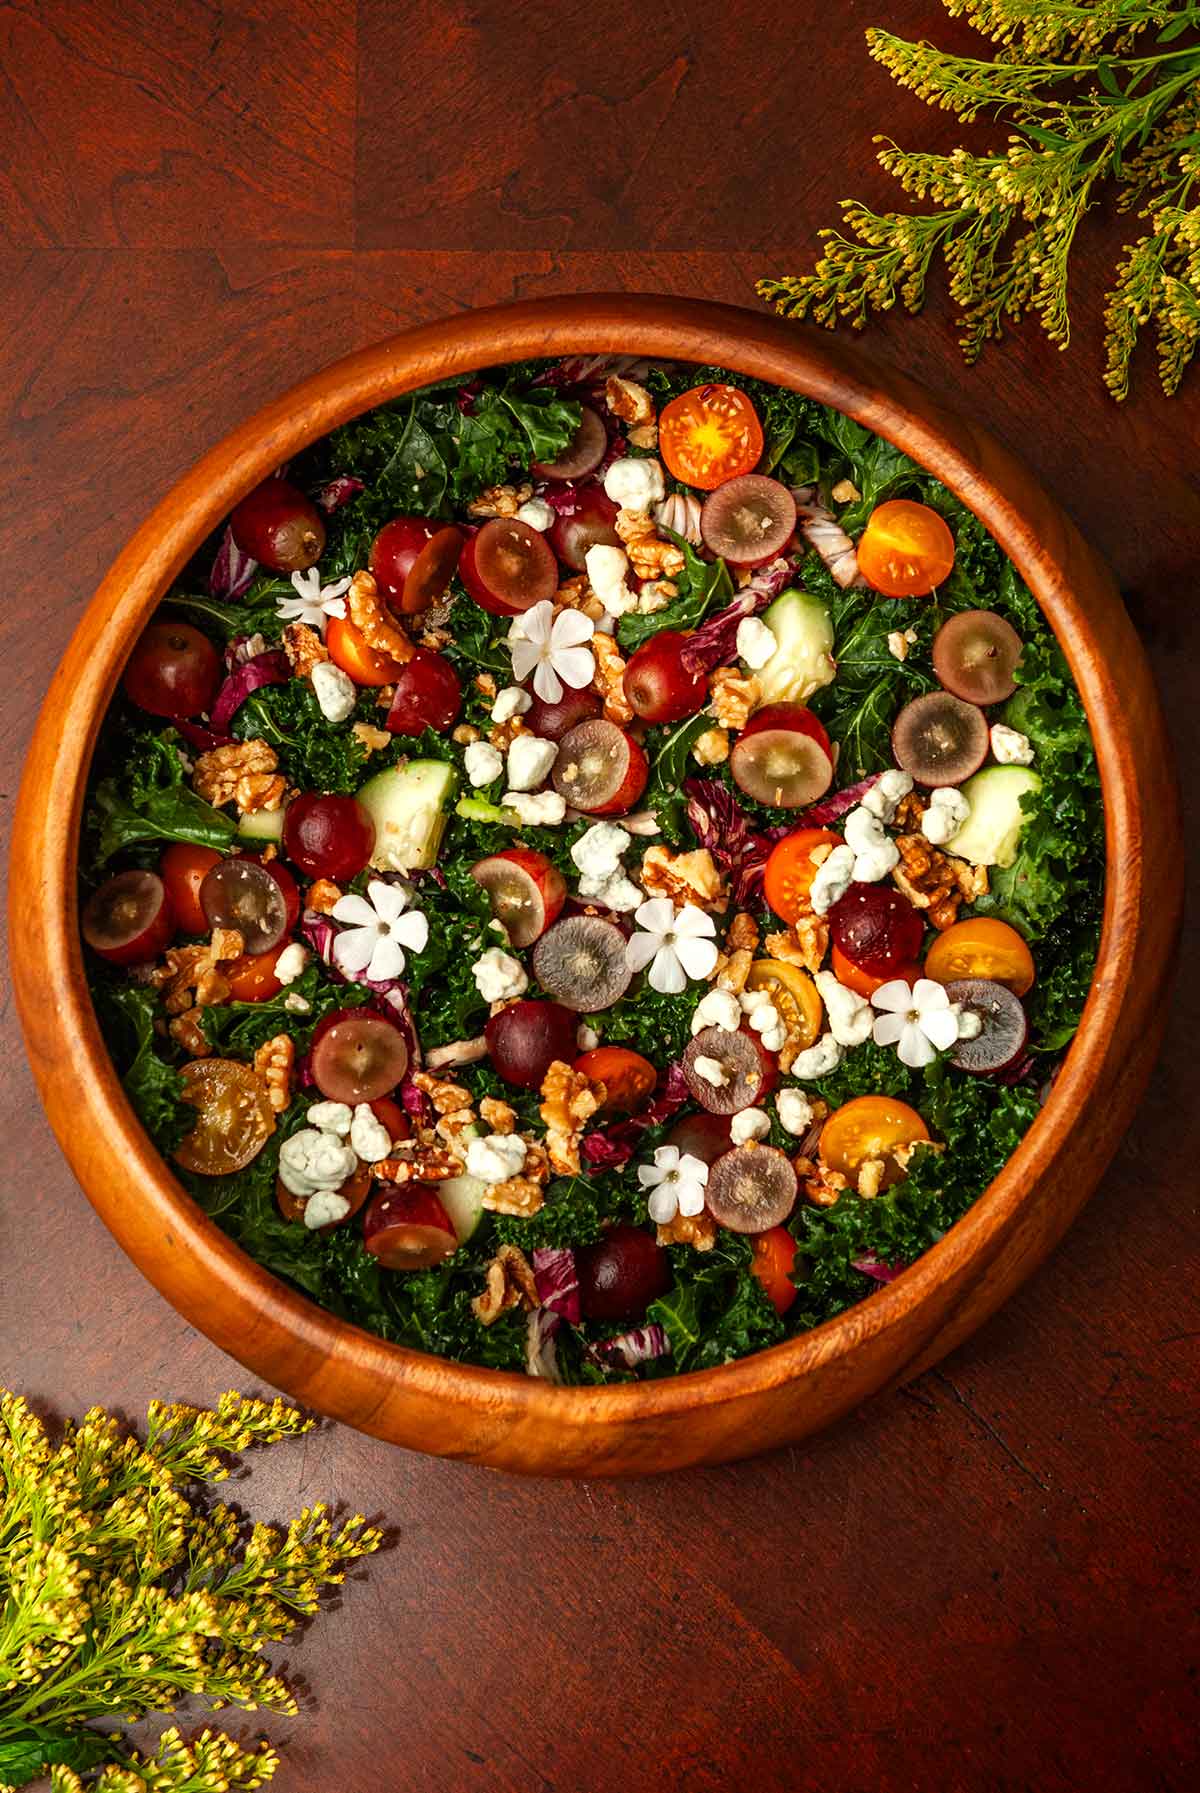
357, 759, 457, 872
437, 1172, 486, 1244
236, 805, 286, 846
947, 765, 1041, 868
455, 795, 522, 827
754, 587, 836, 706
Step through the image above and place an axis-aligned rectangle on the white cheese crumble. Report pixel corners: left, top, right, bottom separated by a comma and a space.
789, 1033, 844, 1080
730, 1107, 771, 1145
775, 1089, 816, 1136
515, 497, 555, 532
506, 733, 558, 792
860, 767, 914, 825
814, 970, 874, 1047
278, 1128, 357, 1200
310, 659, 357, 723
603, 456, 666, 513
303, 1189, 352, 1230
502, 790, 567, 826
693, 1055, 730, 1088
466, 1132, 528, 1184
990, 723, 1035, 766
274, 942, 308, 985
472, 946, 528, 1003
305, 1101, 353, 1136
922, 786, 971, 846
492, 685, 533, 724
736, 616, 778, 670
571, 821, 631, 880
691, 988, 742, 1036
584, 543, 637, 615
349, 1102, 392, 1163
741, 990, 786, 1054
464, 740, 504, 787
843, 805, 900, 883
576, 1022, 600, 1051
283, 991, 312, 1014
810, 843, 856, 915
578, 870, 643, 912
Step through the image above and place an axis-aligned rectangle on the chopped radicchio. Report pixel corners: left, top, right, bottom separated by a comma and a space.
533, 354, 659, 391
800, 774, 882, 826
684, 778, 790, 909
210, 648, 290, 733
532, 1247, 581, 1324
313, 475, 364, 513
209, 524, 258, 601
174, 717, 234, 752
594, 1324, 671, 1369
525, 1308, 564, 1381
792, 490, 863, 590
581, 1062, 689, 1169
678, 556, 795, 678
851, 1255, 906, 1285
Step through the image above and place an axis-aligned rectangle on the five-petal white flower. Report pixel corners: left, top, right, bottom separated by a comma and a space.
871, 977, 962, 1069
331, 879, 429, 983
507, 599, 596, 703
276, 567, 354, 631
625, 898, 718, 994
638, 1143, 709, 1225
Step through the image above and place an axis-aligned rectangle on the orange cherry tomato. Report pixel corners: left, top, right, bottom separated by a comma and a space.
573, 1046, 657, 1116
831, 943, 923, 999
174, 1059, 275, 1175
750, 1226, 800, 1316
326, 614, 408, 687
763, 828, 842, 924
744, 959, 824, 1055
225, 944, 286, 1003
820, 1095, 930, 1191
923, 916, 1035, 997
368, 1095, 412, 1146
856, 499, 956, 598
658, 384, 764, 491
159, 842, 222, 935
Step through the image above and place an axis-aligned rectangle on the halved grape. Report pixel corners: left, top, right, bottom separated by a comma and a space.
386, 649, 462, 736
547, 485, 621, 571
471, 847, 566, 947
484, 999, 578, 1088
531, 405, 607, 480
460, 518, 558, 616
705, 1145, 798, 1234
525, 685, 602, 741
623, 630, 709, 723
362, 1184, 458, 1269
729, 703, 834, 808
665, 1112, 734, 1165
892, 691, 989, 787
531, 916, 633, 1011
199, 859, 287, 955
82, 869, 175, 966
230, 477, 325, 572
577, 1224, 671, 1323
700, 475, 797, 566
309, 1008, 409, 1104
829, 884, 924, 978
552, 719, 648, 815
369, 515, 464, 616
276, 1161, 372, 1229
683, 1027, 774, 1115
933, 609, 1023, 705
944, 978, 1029, 1075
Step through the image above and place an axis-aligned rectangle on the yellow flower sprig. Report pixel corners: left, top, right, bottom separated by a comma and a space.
0, 1391, 383, 1793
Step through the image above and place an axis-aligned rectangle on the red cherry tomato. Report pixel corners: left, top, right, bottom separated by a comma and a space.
762, 828, 842, 924
123, 621, 221, 719
225, 944, 287, 1002
857, 500, 955, 598
368, 1096, 412, 1145
750, 1227, 799, 1316
659, 384, 764, 491
159, 843, 223, 934
326, 615, 408, 687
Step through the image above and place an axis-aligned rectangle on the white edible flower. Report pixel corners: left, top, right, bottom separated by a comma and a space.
637, 1143, 708, 1224
691, 988, 742, 1036
306, 1101, 353, 1136
809, 843, 855, 915
603, 456, 666, 513
508, 598, 596, 704
789, 1034, 843, 1080
921, 786, 971, 847
775, 1088, 816, 1136
274, 942, 308, 986
571, 821, 631, 880
871, 977, 963, 1068
692, 1055, 730, 1088
860, 768, 914, 824
350, 1102, 392, 1163
331, 879, 429, 982
303, 1189, 352, 1230
311, 659, 357, 723
502, 790, 567, 826
464, 740, 504, 787
466, 1132, 528, 1185
736, 616, 778, 670
844, 806, 900, 884
472, 946, 528, 1004
991, 723, 1035, 766
515, 497, 555, 532
584, 543, 638, 617
730, 1108, 771, 1145
506, 733, 558, 792
625, 897, 719, 995
578, 870, 644, 913
276, 568, 353, 631
279, 1127, 357, 1200
814, 970, 874, 1048
491, 685, 533, 723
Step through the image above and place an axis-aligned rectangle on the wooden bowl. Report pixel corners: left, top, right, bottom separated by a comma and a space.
9, 296, 1181, 1476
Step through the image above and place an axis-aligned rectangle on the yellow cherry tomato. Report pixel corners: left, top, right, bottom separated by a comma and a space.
857, 499, 955, 597
924, 917, 1035, 997
745, 959, 824, 1055
820, 1095, 930, 1191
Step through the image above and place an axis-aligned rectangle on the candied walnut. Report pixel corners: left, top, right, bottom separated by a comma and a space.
474, 672, 498, 698
953, 858, 989, 903
604, 374, 655, 425
691, 726, 730, 766
375, 685, 396, 709
831, 477, 861, 504
540, 1059, 605, 1176
375, 1141, 464, 1183
452, 723, 481, 746
893, 833, 978, 932
282, 622, 328, 678
193, 740, 287, 815
591, 631, 634, 725
150, 928, 244, 1016
254, 1034, 295, 1113
472, 1244, 540, 1325
479, 1095, 517, 1135
348, 569, 414, 665
614, 508, 686, 579
656, 1209, 718, 1252
412, 1070, 473, 1115
487, 715, 528, 753
627, 421, 658, 450
637, 578, 677, 613
713, 947, 753, 994
420, 625, 452, 651
640, 844, 728, 914
481, 1177, 545, 1218
434, 1106, 477, 1153
894, 790, 928, 832
765, 913, 828, 976
727, 911, 759, 953
794, 1156, 849, 1208
168, 1009, 210, 1058
710, 665, 761, 731
466, 481, 533, 519
555, 572, 607, 625
306, 879, 343, 915
857, 1158, 886, 1199
352, 721, 392, 755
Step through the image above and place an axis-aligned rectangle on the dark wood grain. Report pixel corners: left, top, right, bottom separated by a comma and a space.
2, 4, 1199, 1788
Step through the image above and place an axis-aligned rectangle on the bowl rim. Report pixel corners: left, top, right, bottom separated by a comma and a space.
8, 293, 1163, 1439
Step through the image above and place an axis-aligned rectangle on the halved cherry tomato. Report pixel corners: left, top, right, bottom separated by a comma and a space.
744, 959, 823, 1055
750, 1226, 800, 1316
573, 1046, 657, 1116
923, 916, 1035, 997
856, 500, 955, 598
831, 943, 923, 999
326, 614, 408, 687
225, 944, 286, 1003
160, 842, 222, 935
174, 1059, 275, 1175
763, 828, 842, 924
820, 1095, 929, 1191
659, 384, 764, 491
368, 1095, 412, 1146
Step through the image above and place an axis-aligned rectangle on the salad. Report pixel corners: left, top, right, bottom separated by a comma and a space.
80, 356, 1104, 1382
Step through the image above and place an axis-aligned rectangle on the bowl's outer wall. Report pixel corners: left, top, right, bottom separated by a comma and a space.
9, 296, 1182, 1475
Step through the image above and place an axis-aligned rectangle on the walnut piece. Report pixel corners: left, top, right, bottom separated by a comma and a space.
412, 1070, 473, 1115
474, 672, 498, 698
893, 834, 986, 932
473, 1245, 539, 1325
614, 508, 686, 579
479, 1095, 517, 1135
691, 726, 729, 766
640, 844, 728, 913
306, 879, 343, 915
348, 569, 414, 665
481, 1176, 545, 1218
168, 1010, 210, 1058
282, 622, 329, 678
857, 1158, 886, 1199
765, 914, 828, 977
710, 666, 761, 731
555, 572, 607, 625
627, 422, 659, 450
352, 721, 392, 755
540, 1060, 605, 1176
451, 723, 481, 746
656, 1209, 718, 1252
374, 1141, 464, 1183
794, 1156, 849, 1207
150, 928, 244, 1016
591, 631, 634, 725
466, 481, 533, 518
727, 911, 760, 953
193, 740, 287, 815
604, 374, 655, 425
713, 947, 753, 994
254, 1034, 295, 1113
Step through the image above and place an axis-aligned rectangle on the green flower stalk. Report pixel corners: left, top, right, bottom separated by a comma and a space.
757, 0, 1200, 397
0, 1391, 383, 1792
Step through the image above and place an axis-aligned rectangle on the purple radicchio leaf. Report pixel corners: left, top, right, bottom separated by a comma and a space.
533, 354, 657, 390
581, 1062, 689, 1169
209, 524, 258, 600
173, 718, 234, 752
525, 1309, 564, 1381
799, 774, 882, 827
313, 475, 364, 513
792, 491, 863, 590
683, 779, 791, 909
532, 1248, 581, 1324
456, 378, 485, 414
593, 1324, 671, 1370
210, 649, 291, 733
678, 556, 795, 678
851, 1255, 906, 1285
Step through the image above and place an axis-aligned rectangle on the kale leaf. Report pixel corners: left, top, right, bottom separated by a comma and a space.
91, 732, 236, 864
617, 541, 734, 653
89, 979, 191, 1154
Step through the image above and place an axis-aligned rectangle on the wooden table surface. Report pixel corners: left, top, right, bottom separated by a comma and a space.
3, 4, 1198, 1789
